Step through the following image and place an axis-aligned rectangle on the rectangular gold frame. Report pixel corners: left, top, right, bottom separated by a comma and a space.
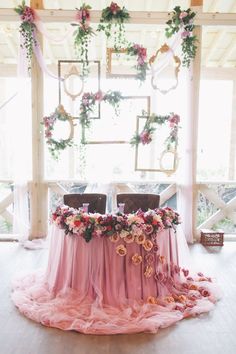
106, 48, 137, 78
134, 115, 178, 175
82, 96, 150, 144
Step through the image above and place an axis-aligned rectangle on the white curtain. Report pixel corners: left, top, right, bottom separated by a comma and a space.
12, 78, 31, 243
176, 67, 195, 244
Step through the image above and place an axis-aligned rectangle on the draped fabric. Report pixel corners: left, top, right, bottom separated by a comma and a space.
11, 225, 220, 334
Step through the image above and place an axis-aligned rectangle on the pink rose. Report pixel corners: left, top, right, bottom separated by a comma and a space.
95, 91, 103, 101
168, 114, 180, 127
181, 30, 191, 39
140, 130, 152, 145
179, 11, 188, 19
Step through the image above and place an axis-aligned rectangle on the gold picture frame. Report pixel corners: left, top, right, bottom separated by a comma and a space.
134, 115, 179, 175
82, 96, 151, 144
106, 48, 137, 78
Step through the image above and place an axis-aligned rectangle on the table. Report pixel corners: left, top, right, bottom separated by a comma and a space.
11, 207, 220, 334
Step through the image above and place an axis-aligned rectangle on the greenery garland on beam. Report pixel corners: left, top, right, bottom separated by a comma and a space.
14, 0, 37, 73
165, 6, 197, 68
72, 3, 95, 77
97, 1, 130, 50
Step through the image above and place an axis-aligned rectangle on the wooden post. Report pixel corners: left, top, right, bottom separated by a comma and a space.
228, 79, 236, 180
191, 26, 202, 240
29, 0, 47, 239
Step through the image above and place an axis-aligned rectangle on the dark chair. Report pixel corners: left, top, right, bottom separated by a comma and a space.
63, 193, 107, 214
116, 193, 160, 214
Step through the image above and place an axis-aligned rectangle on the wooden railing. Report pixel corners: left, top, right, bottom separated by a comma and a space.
1, 180, 236, 238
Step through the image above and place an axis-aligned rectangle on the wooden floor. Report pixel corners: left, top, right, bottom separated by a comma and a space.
0, 241, 236, 354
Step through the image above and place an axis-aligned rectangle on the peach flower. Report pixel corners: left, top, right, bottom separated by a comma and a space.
189, 284, 198, 291
144, 265, 153, 278
135, 234, 146, 244
132, 253, 142, 265
147, 296, 157, 305
124, 234, 135, 243
178, 295, 187, 303
109, 233, 120, 243
164, 296, 175, 303
116, 244, 127, 256
159, 255, 166, 264
143, 239, 153, 252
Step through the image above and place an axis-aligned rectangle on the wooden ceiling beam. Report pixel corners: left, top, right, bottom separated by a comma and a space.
1, 9, 236, 25
218, 36, 236, 67
30, 0, 44, 9
191, 0, 203, 6
204, 30, 225, 66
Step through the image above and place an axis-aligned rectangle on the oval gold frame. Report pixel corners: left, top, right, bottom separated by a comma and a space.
63, 65, 84, 101
54, 104, 75, 142
149, 44, 181, 95
159, 148, 179, 176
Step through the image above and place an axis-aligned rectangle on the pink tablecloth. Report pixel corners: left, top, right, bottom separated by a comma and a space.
11, 225, 220, 334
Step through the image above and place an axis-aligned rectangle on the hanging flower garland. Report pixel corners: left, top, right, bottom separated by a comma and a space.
72, 3, 95, 77
165, 6, 197, 68
14, 1, 37, 72
79, 90, 123, 132
130, 112, 180, 149
43, 104, 75, 160
97, 2, 130, 50
127, 43, 149, 82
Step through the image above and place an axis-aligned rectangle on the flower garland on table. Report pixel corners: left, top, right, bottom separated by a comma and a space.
165, 6, 197, 68
127, 43, 149, 82
51, 205, 181, 243
43, 104, 75, 160
79, 90, 123, 132
14, 1, 37, 72
72, 3, 95, 77
97, 2, 130, 50
130, 112, 180, 148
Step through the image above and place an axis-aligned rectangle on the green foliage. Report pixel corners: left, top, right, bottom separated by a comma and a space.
165, 6, 198, 68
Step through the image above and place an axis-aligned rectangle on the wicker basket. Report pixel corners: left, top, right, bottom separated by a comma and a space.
200, 229, 224, 246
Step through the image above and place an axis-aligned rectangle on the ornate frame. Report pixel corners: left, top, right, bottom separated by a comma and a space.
134, 115, 179, 175
149, 44, 181, 95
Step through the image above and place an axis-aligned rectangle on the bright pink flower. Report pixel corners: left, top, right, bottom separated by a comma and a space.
179, 11, 188, 19
168, 114, 180, 127
110, 2, 120, 14
181, 30, 191, 39
140, 130, 152, 145
95, 91, 103, 101
21, 6, 35, 23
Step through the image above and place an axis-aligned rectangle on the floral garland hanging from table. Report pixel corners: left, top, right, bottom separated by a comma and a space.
52, 204, 181, 243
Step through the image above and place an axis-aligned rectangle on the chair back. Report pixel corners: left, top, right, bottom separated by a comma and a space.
116, 193, 160, 214
63, 193, 107, 214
